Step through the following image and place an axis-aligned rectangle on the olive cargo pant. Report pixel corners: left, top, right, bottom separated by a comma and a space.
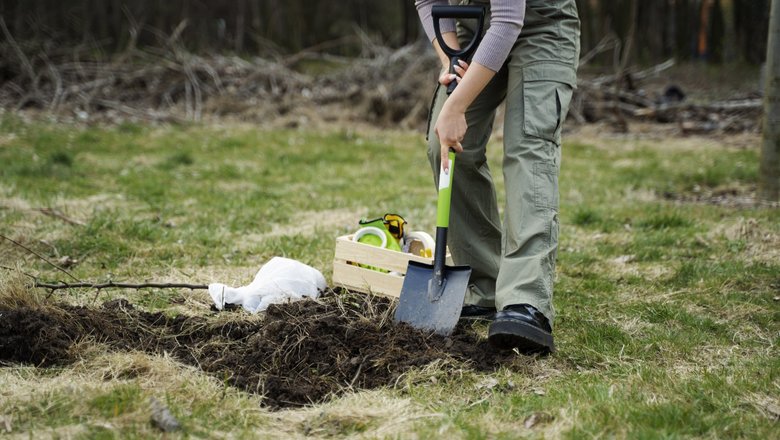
426, 0, 580, 326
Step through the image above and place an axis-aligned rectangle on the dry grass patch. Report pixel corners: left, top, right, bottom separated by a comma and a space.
1, 349, 270, 438
569, 123, 745, 154
288, 391, 428, 439
253, 208, 361, 241
745, 393, 780, 422
606, 314, 654, 338
604, 258, 674, 282
710, 217, 780, 264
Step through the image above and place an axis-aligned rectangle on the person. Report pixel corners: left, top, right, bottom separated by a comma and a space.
414, 0, 580, 354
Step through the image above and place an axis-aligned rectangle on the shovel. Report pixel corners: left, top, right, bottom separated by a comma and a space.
394, 5, 485, 336
395, 151, 472, 336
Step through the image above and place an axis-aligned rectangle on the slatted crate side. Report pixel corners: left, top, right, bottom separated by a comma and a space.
332, 235, 452, 298
332, 260, 404, 298
334, 235, 434, 273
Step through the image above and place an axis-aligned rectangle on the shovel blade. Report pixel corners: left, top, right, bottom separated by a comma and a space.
394, 260, 472, 336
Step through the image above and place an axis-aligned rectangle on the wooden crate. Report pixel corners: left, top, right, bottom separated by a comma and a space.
332, 234, 452, 298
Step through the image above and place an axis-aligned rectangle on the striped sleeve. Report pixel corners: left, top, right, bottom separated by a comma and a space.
415, 0, 455, 43
472, 0, 524, 72
416, 0, 525, 72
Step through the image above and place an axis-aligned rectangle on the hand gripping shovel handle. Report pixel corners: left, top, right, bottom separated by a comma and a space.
432, 5, 486, 95
431, 150, 456, 297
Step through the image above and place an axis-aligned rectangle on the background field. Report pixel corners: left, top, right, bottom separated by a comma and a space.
1, 115, 778, 438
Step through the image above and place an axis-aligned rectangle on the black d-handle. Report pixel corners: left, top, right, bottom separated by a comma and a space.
432, 5, 486, 95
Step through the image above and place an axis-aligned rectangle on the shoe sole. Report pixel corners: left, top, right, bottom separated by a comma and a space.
488, 319, 555, 354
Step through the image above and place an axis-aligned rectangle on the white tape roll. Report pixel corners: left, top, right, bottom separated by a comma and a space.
352, 226, 388, 249
406, 231, 436, 255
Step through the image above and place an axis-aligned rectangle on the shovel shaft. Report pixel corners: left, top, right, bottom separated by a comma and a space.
432, 151, 455, 289
447, 57, 460, 95
436, 151, 456, 228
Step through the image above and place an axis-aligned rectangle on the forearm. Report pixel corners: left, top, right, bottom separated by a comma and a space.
443, 61, 495, 113
434, 60, 496, 170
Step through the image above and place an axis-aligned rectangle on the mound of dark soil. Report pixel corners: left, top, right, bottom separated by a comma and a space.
0, 291, 515, 408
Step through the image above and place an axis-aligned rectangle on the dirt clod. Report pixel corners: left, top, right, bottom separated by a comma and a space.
0, 291, 515, 408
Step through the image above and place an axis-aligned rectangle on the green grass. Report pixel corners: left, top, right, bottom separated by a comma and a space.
89, 384, 142, 418
1, 115, 778, 438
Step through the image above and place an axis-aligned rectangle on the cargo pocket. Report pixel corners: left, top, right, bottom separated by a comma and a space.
522, 64, 575, 146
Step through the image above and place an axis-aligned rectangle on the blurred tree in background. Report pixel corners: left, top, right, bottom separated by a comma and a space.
578, 0, 769, 65
0, 0, 771, 64
0, 0, 422, 56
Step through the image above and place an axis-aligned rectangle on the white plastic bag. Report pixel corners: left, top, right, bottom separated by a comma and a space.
208, 257, 326, 313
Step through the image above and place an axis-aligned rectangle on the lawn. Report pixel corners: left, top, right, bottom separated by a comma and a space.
1, 115, 778, 438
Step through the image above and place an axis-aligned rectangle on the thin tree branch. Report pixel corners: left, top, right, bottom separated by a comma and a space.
0, 264, 39, 281
0, 233, 81, 282
34, 281, 208, 291
33, 207, 87, 226
1, 264, 207, 296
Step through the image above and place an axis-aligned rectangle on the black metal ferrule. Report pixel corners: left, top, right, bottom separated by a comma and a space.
433, 226, 448, 285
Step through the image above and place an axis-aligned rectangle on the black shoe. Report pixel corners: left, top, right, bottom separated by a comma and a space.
460, 304, 496, 321
488, 304, 555, 354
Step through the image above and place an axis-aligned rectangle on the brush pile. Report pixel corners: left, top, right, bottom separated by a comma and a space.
571, 59, 763, 133
0, 24, 439, 129
0, 22, 762, 133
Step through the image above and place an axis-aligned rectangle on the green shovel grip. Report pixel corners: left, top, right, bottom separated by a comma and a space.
436, 151, 456, 228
